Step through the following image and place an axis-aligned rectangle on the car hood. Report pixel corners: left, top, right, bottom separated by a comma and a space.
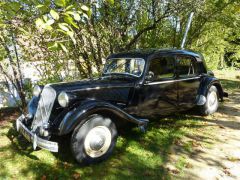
48, 77, 136, 104
49, 77, 136, 92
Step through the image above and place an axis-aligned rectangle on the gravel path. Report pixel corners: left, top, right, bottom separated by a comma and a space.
167, 89, 240, 179
183, 90, 240, 179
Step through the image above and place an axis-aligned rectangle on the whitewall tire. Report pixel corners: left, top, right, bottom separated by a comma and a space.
71, 114, 118, 165
200, 85, 219, 115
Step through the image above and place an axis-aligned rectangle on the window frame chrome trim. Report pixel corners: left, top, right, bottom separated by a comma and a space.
102, 58, 146, 78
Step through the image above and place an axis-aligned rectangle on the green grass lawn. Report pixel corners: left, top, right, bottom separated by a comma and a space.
0, 70, 239, 179
1, 114, 202, 179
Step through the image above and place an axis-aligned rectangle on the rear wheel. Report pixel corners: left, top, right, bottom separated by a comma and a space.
200, 85, 219, 115
71, 114, 118, 165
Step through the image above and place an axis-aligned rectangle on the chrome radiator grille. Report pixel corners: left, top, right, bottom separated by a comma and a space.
31, 86, 56, 131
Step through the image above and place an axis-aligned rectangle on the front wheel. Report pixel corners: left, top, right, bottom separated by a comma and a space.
200, 85, 219, 115
71, 114, 118, 165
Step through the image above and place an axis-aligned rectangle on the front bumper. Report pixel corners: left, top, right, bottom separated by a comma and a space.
16, 115, 58, 152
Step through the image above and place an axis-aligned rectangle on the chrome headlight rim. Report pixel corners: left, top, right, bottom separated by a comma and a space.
58, 91, 69, 107
33, 85, 42, 97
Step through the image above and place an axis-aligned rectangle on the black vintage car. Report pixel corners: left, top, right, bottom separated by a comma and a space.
16, 49, 227, 164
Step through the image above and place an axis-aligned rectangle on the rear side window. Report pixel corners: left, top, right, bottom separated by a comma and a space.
148, 56, 175, 81
177, 56, 198, 78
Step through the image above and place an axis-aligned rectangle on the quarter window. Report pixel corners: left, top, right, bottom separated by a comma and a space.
148, 56, 175, 81
177, 56, 198, 78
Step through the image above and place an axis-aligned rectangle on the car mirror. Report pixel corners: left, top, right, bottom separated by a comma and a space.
207, 70, 214, 76
145, 71, 154, 81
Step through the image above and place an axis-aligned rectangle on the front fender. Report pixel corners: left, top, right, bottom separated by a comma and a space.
58, 100, 148, 135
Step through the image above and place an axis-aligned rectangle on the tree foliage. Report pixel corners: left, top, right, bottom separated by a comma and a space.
0, 0, 239, 108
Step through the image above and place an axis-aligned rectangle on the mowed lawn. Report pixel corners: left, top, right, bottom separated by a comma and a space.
0, 70, 239, 179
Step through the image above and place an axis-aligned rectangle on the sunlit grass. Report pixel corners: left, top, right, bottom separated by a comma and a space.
0, 115, 207, 179
214, 69, 240, 93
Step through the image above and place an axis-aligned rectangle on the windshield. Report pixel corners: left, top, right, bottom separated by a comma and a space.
103, 58, 145, 77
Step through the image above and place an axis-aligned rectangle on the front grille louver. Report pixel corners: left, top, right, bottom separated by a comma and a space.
31, 86, 56, 131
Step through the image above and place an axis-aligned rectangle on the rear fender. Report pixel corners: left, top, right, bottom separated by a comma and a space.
58, 100, 148, 135
196, 76, 226, 105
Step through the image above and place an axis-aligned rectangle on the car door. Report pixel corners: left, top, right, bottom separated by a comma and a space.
176, 55, 201, 110
136, 55, 178, 118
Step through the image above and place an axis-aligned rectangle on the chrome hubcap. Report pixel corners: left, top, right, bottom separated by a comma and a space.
208, 91, 218, 111
84, 126, 112, 158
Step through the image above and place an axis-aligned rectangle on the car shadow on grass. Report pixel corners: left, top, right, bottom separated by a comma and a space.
6, 122, 40, 160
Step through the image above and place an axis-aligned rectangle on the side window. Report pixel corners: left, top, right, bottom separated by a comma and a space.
148, 56, 175, 81
177, 56, 198, 78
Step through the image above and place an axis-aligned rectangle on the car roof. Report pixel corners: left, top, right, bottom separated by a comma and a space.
108, 48, 203, 61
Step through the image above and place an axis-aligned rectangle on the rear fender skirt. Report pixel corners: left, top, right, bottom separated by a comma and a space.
196, 76, 226, 105
58, 100, 149, 135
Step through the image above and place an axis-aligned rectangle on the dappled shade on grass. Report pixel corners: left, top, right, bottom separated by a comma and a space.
0, 73, 239, 179
0, 110, 207, 179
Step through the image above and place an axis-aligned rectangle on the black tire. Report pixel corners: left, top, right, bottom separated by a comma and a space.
71, 114, 118, 165
200, 85, 219, 115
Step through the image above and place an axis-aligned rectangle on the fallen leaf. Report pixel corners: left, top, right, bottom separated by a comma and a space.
166, 166, 180, 174
195, 148, 204, 153
223, 169, 231, 176
171, 169, 180, 174
219, 125, 225, 129
73, 173, 81, 179
191, 141, 202, 147
63, 162, 72, 169
174, 139, 182, 146
185, 162, 193, 168
227, 156, 240, 162
41, 175, 47, 180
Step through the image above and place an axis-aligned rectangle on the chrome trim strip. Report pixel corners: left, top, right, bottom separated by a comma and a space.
145, 76, 200, 85
16, 115, 58, 152
71, 85, 133, 92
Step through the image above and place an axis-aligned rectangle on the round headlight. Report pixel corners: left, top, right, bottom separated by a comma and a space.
58, 91, 69, 107
33, 85, 42, 97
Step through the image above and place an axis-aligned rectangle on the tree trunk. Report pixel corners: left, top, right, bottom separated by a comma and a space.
0, 39, 27, 111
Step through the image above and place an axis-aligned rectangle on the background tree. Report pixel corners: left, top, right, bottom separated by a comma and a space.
0, 0, 239, 109
0, 1, 27, 111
